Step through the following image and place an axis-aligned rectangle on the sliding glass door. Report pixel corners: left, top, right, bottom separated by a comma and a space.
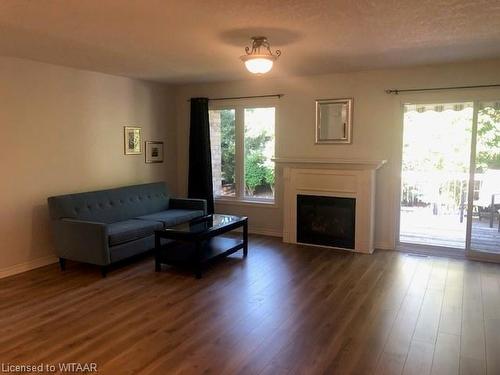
399, 102, 473, 251
399, 100, 500, 260
467, 102, 500, 259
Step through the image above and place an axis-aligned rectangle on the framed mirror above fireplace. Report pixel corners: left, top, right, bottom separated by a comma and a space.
315, 98, 353, 144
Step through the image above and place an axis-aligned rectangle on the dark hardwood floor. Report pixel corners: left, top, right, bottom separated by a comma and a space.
1, 235, 500, 374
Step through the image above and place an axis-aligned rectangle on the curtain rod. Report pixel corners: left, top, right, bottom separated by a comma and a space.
385, 83, 500, 95
188, 94, 283, 102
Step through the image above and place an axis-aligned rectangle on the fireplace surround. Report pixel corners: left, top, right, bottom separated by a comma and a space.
274, 158, 386, 253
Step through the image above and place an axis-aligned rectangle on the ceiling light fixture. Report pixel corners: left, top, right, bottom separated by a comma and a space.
240, 36, 281, 74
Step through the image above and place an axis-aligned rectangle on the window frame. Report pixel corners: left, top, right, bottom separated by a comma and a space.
209, 98, 278, 206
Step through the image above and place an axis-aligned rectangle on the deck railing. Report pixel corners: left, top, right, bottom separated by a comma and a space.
401, 171, 472, 212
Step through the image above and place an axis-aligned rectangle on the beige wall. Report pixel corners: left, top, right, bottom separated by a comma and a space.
0, 57, 177, 276
175, 60, 500, 248
3, 57, 500, 277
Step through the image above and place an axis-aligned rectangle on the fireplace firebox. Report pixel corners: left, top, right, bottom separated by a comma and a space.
297, 194, 356, 249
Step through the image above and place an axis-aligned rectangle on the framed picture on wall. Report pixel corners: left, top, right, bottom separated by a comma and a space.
145, 141, 164, 163
124, 126, 142, 155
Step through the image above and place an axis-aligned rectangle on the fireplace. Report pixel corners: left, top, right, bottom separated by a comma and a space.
274, 157, 386, 253
297, 194, 356, 249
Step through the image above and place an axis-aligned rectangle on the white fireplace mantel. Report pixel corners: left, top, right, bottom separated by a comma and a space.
275, 157, 387, 254
273, 157, 386, 170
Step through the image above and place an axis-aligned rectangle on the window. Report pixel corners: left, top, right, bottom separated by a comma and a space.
209, 109, 236, 197
244, 107, 275, 199
209, 102, 276, 203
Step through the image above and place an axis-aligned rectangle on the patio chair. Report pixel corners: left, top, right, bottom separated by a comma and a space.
477, 193, 500, 231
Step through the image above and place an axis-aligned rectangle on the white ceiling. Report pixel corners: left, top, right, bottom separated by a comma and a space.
1, 0, 500, 84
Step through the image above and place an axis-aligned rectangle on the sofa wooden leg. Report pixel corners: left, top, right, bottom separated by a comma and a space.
59, 258, 66, 271
101, 266, 108, 278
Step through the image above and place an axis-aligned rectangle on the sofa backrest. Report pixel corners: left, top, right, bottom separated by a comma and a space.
48, 182, 170, 223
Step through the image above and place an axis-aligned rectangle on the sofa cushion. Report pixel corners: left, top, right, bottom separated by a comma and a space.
47, 182, 170, 224
107, 219, 163, 246
135, 209, 204, 227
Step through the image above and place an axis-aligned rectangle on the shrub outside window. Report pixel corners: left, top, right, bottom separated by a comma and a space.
209, 102, 276, 203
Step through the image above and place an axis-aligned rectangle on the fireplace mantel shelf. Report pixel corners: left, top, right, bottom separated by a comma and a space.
272, 157, 387, 170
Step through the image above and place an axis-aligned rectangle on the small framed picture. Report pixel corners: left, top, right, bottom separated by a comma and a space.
124, 126, 142, 155
145, 141, 164, 163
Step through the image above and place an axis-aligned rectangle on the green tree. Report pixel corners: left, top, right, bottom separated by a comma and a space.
244, 130, 274, 195
264, 166, 275, 194
476, 107, 500, 171
244, 152, 268, 195
245, 132, 270, 152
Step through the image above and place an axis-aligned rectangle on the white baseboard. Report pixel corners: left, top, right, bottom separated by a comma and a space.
248, 229, 393, 247
249, 227, 283, 238
374, 241, 395, 251
232, 225, 282, 238
0, 254, 58, 279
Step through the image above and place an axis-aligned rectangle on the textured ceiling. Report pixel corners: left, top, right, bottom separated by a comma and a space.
1, 0, 500, 83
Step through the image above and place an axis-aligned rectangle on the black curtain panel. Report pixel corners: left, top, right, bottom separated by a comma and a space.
188, 97, 214, 214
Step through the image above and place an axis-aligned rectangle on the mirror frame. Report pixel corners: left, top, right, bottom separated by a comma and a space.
315, 98, 353, 144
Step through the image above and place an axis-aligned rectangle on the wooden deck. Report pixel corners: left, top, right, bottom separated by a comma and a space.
1, 235, 500, 374
400, 210, 500, 253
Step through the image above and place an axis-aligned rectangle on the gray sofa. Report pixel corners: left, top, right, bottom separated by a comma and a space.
47, 182, 206, 276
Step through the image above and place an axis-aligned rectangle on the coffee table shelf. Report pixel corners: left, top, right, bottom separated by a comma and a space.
154, 214, 248, 278
157, 236, 244, 263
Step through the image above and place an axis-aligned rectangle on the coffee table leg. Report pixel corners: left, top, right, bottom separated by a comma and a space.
154, 234, 161, 272
195, 241, 202, 279
243, 220, 248, 257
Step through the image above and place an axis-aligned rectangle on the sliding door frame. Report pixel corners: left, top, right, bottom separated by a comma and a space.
394, 89, 500, 261
465, 101, 479, 252
465, 101, 500, 262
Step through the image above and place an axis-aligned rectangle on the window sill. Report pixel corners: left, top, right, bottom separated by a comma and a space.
215, 198, 277, 208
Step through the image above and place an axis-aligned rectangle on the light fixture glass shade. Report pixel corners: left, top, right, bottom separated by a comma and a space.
240, 37, 280, 74
244, 57, 274, 74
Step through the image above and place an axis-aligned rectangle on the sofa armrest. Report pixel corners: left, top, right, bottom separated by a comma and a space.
51, 218, 110, 266
169, 198, 207, 214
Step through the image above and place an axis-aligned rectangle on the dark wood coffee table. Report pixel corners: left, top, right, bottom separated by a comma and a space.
154, 214, 248, 278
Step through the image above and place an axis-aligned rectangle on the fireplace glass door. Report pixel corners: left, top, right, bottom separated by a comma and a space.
297, 194, 356, 249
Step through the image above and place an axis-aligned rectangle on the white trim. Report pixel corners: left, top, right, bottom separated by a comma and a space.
249, 226, 282, 237
215, 198, 277, 208
231, 225, 282, 237
396, 242, 466, 260
273, 157, 386, 170
375, 241, 394, 250
296, 241, 358, 253
467, 250, 500, 264
465, 101, 479, 252
393, 98, 406, 248
0, 254, 58, 279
